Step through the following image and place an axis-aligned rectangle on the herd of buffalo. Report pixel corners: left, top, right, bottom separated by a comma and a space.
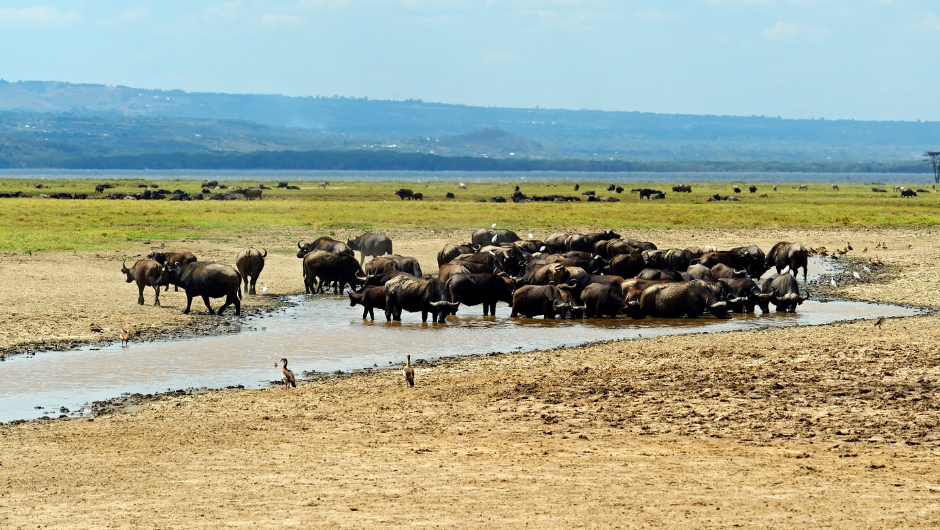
121, 229, 812, 324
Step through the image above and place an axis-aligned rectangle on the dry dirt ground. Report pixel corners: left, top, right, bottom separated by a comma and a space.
1, 227, 940, 528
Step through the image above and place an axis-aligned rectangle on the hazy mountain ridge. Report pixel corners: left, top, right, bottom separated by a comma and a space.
2, 80, 938, 164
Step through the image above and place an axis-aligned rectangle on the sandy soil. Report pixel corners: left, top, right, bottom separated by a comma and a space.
1, 227, 940, 528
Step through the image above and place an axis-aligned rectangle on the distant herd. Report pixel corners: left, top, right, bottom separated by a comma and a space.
122, 229, 814, 324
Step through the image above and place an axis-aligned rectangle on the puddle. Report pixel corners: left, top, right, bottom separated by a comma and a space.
0, 294, 920, 423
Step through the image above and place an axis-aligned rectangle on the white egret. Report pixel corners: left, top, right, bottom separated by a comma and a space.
863, 266, 871, 273
830, 278, 837, 288
528, 233, 534, 239
262, 284, 268, 294
491, 234, 498, 242
853, 271, 861, 280
491, 223, 497, 228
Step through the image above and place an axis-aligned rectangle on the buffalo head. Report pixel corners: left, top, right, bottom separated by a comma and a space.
552, 298, 573, 319
774, 290, 807, 313
426, 300, 460, 323
156, 262, 181, 287
296, 240, 310, 258
624, 300, 645, 319
121, 259, 134, 283
705, 297, 731, 319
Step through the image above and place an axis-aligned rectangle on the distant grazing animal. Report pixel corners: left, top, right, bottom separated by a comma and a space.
607, 184, 616, 191
650, 193, 666, 200
773, 185, 778, 191
672, 184, 692, 193
121, 329, 130, 347
156, 262, 243, 315
445, 192, 455, 198
95, 184, 105, 194
277, 181, 289, 188
403, 355, 415, 387
799, 184, 808, 190
615, 186, 624, 193
395, 188, 415, 200
121, 258, 164, 306
733, 185, 741, 194
748, 185, 757, 193
412, 192, 424, 200
317, 181, 329, 188
638, 188, 663, 199
901, 188, 917, 198
280, 358, 296, 390
574, 184, 580, 191
346, 232, 393, 265
832, 184, 840, 191
147, 251, 198, 292
244, 187, 262, 200
458, 182, 468, 189
234, 248, 266, 295
872, 188, 887, 193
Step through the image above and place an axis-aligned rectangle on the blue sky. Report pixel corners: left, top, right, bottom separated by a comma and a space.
0, 1, 937, 121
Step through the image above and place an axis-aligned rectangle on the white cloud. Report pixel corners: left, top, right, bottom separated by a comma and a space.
118, 7, 151, 22
259, 13, 305, 28
636, 9, 677, 22
0, 6, 80, 26
762, 21, 827, 42
202, 2, 243, 23
915, 12, 940, 33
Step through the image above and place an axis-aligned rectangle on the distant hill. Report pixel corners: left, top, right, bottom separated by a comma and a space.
2, 80, 939, 164
413, 127, 545, 158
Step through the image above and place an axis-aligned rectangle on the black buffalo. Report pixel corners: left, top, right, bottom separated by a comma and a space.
346, 232, 393, 265
297, 237, 355, 259
636, 268, 686, 281
302, 250, 364, 294
384, 275, 459, 323
762, 274, 807, 313
121, 259, 163, 306
234, 248, 266, 295
686, 264, 715, 281
445, 273, 514, 316
636, 281, 730, 319
471, 228, 521, 246
438, 262, 494, 284
436, 243, 479, 267
557, 272, 625, 302
349, 286, 387, 320
764, 242, 809, 281
395, 189, 415, 200
720, 278, 773, 314
156, 262, 242, 316
148, 251, 197, 292
608, 253, 646, 279
566, 230, 620, 252
510, 285, 573, 319
580, 283, 626, 318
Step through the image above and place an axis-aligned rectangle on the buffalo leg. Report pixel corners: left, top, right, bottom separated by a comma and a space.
137, 285, 145, 305
202, 295, 215, 315
183, 294, 194, 314
421, 310, 428, 323
249, 276, 257, 296
153, 286, 161, 307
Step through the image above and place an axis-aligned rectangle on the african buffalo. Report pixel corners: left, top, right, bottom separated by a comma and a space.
699, 280, 747, 313
244, 187, 262, 200
359, 270, 412, 288
471, 228, 521, 246
445, 273, 514, 316
637, 281, 731, 319
686, 264, 715, 281
764, 242, 809, 281
543, 233, 573, 253
566, 230, 620, 252
384, 275, 459, 323
437, 243, 479, 267
594, 239, 637, 259
636, 268, 686, 281
395, 189, 414, 200
148, 251, 197, 292
729, 245, 768, 278
557, 273, 625, 302
302, 250, 364, 295
622, 238, 657, 251
349, 286, 386, 320
608, 253, 646, 279
720, 278, 773, 314
762, 274, 807, 313
438, 262, 493, 284
620, 278, 676, 297
513, 239, 546, 254
710, 263, 747, 280
375, 254, 423, 277
363, 256, 401, 276
696, 251, 748, 272
524, 262, 571, 285
234, 248, 266, 295
580, 283, 626, 318
156, 262, 242, 316
643, 248, 694, 271
901, 188, 917, 198
346, 232, 393, 265
296, 237, 355, 259
510, 285, 573, 319
451, 252, 504, 273
121, 259, 163, 306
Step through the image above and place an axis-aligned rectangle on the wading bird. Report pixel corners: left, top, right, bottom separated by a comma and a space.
830, 278, 837, 288
853, 271, 861, 280
280, 358, 296, 391
403, 355, 415, 388
873, 316, 885, 328
121, 329, 130, 347
90, 323, 104, 333
262, 284, 268, 294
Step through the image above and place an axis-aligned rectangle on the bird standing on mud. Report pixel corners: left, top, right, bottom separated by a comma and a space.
403, 355, 415, 388
280, 358, 296, 391
873, 316, 885, 329
89, 323, 104, 333
121, 329, 131, 347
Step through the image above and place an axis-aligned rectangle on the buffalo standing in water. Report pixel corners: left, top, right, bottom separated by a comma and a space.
121, 259, 163, 306
235, 248, 266, 295
510, 285, 574, 319
384, 275, 459, 323
157, 262, 242, 316
634, 281, 730, 319
762, 274, 807, 313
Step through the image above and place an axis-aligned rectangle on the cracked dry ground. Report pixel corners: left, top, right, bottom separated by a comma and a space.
2, 227, 940, 528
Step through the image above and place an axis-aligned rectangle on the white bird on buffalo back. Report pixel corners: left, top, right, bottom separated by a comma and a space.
492, 234, 498, 243
528, 233, 534, 239
491, 223, 497, 228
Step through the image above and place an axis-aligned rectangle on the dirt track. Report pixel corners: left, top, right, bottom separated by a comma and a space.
2, 227, 940, 528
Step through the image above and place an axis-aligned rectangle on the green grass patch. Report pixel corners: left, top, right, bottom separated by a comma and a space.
1, 178, 939, 252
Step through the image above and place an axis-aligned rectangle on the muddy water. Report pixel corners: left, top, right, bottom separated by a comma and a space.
0, 296, 920, 423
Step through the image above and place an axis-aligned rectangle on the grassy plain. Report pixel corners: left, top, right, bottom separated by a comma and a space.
0, 178, 938, 252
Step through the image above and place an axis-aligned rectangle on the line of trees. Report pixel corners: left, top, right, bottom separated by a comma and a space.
925, 151, 940, 183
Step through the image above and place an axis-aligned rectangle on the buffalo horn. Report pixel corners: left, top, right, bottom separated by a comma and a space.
297, 240, 305, 250
262, 248, 268, 258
